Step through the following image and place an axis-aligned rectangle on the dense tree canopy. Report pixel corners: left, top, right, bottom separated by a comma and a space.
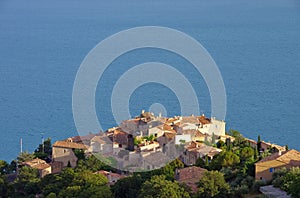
240, 147, 254, 161
138, 175, 190, 198
112, 175, 144, 198
34, 138, 52, 161
198, 171, 231, 198
0, 129, 297, 198
273, 167, 300, 198
17, 152, 35, 163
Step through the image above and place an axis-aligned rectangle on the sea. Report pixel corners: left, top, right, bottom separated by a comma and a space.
0, 0, 299, 162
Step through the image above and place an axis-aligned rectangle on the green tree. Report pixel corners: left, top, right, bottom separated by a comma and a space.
196, 157, 205, 168
46, 192, 57, 198
169, 158, 184, 169
58, 186, 82, 198
198, 171, 231, 198
138, 175, 190, 198
211, 151, 240, 170
34, 138, 52, 160
78, 155, 113, 172
205, 155, 209, 167
285, 144, 289, 151
0, 175, 9, 197
227, 130, 245, 146
257, 135, 261, 154
80, 185, 112, 198
161, 158, 184, 180
134, 137, 142, 146
17, 151, 35, 163
282, 167, 300, 192
112, 175, 144, 198
272, 167, 287, 188
143, 134, 155, 142
0, 160, 9, 175
216, 140, 225, 149
240, 147, 254, 161
17, 166, 39, 182
41, 168, 110, 198
74, 170, 108, 187
73, 148, 85, 161
222, 151, 240, 167
254, 147, 259, 160
40, 174, 64, 196
13, 166, 40, 196
288, 176, 300, 198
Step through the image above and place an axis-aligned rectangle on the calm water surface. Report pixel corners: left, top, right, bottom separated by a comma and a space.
0, 0, 299, 161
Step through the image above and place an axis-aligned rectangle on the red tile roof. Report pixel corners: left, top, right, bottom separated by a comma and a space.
198, 115, 211, 125
70, 133, 98, 143
181, 116, 200, 124
92, 135, 112, 144
53, 140, 87, 149
23, 158, 51, 170
164, 131, 176, 139
256, 149, 300, 165
176, 166, 207, 192
113, 129, 128, 145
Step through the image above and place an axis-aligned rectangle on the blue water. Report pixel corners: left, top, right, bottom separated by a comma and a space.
0, 0, 299, 162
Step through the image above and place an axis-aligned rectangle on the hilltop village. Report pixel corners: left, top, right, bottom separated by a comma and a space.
52, 111, 227, 173
24, 111, 293, 179
2, 111, 300, 197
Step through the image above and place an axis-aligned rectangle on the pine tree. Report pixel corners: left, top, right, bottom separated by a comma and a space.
254, 147, 259, 160
205, 155, 209, 167
257, 135, 261, 154
285, 144, 289, 151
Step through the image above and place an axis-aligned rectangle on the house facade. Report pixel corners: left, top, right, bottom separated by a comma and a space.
181, 141, 222, 165
22, 158, 51, 178
52, 139, 87, 168
255, 149, 300, 181
90, 135, 113, 154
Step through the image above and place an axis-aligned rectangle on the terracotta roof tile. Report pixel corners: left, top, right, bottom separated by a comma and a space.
164, 131, 176, 139
185, 142, 222, 156
113, 129, 128, 145
256, 149, 300, 165
53, 140, 87, 149
70, 133, 98, 143
176, 166, 207, 182
181, 116, 200, 124
23, 158, 50, 170
92, 135, 112, 144
176, 166, 207, 192
198, 115, 211, 125
182, 129, 202, 136
34, 163, 51, 170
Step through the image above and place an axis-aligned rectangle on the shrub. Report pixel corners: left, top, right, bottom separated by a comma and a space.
252, 180, 266, 193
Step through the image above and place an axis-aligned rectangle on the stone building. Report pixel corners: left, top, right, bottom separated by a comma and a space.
52, 139, 87, 168
22, 158, 51, 178
255, 149, 300, 181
